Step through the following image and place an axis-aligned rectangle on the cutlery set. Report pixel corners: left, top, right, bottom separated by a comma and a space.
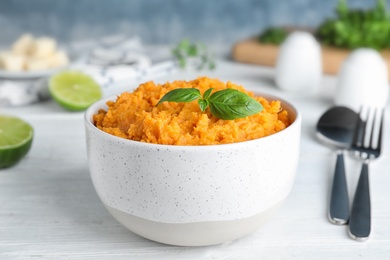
316, 106, 385, 241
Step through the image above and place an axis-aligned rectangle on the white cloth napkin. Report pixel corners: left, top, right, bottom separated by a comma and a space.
0, 35, 177, 107
0, 79, 49, 106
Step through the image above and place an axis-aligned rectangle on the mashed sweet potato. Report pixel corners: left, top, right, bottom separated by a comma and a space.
93, 77, 291, 145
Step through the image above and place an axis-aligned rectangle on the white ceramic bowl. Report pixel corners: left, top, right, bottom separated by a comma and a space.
84, 93, 301, 246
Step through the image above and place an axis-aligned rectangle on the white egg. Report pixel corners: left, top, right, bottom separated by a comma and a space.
275, 31, 322, 93
335, 48, 389, 111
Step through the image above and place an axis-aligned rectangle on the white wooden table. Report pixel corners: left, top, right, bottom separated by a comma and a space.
1, 60, 390, 259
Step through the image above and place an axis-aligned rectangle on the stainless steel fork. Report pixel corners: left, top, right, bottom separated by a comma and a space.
348, 107, 384, 241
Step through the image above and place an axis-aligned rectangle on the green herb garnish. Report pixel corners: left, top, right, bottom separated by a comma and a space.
172, 39, 216, 70
317, 0, 390, 50
157, 88, 263, 120
259, 27, 288, 45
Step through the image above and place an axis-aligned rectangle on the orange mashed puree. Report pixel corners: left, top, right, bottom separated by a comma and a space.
93, 77, 290, 145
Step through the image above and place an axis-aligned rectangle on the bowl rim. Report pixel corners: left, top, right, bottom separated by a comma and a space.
84, 92, 301, 150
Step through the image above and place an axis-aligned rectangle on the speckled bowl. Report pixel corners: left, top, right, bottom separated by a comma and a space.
84, 93, 301, 246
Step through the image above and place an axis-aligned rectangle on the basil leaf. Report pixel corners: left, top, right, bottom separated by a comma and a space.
203, 88, 213, 100
156, 87, 263, 120
157, 88, 201, 105
208, 89, 263, 120
198, 99, 209, 112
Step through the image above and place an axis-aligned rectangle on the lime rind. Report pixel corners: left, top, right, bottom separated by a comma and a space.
0, 116, 34, 168
0, 138, 33, 168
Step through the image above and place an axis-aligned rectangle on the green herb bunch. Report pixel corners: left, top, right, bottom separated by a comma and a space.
157, 88, 263, 120
317, 0, 390, 50
258, 27, 288, 45
172, 39, 216, 70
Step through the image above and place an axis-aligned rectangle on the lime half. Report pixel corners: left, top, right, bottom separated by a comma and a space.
0, 115, 33, 169
49, 71, 102, 111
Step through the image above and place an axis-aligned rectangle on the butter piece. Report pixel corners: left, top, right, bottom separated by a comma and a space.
11, 34, 34, 55
30, 37, 56, 58
48, 50, 69, 68
0, 52, 26, 71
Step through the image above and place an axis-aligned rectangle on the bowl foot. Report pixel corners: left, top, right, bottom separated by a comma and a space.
105, 200, 284, 246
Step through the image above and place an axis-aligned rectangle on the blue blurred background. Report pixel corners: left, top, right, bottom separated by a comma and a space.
0, 0, 382, 48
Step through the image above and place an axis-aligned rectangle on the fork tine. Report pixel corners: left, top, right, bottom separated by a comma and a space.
361, 108, 368, 147
352, 107, 366, 148
376, 109, 385, 152
369, 108, 376, 149
351, 108, 361, 146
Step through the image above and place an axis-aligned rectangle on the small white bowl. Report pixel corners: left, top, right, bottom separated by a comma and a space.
84, 93, 301, 246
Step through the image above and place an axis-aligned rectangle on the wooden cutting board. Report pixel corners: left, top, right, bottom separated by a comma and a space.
232, 38, 390, 77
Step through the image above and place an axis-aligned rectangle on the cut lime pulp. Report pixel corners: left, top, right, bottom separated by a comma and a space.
0, 115, 33, 169
49, 71, 102, 111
